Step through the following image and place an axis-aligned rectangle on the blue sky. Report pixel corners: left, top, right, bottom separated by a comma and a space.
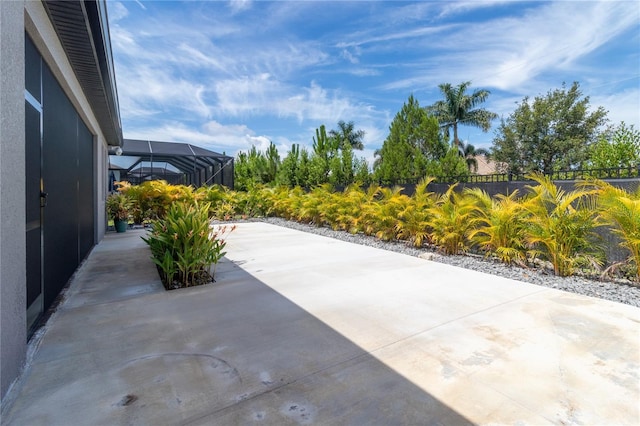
107, 0, 640, 165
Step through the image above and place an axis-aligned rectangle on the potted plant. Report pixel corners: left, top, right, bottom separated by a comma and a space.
106, 192, 131, 232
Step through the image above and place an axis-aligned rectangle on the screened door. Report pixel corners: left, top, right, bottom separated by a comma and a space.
25, 100, 44, 330
25, 34, 96, 334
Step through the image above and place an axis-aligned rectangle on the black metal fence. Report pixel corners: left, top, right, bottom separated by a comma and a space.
380, 165, 640, 187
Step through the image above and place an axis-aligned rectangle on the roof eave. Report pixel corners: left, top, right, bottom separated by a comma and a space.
43, 0, 123, 147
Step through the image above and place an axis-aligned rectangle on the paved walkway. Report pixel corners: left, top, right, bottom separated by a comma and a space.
2, 222, 639, 425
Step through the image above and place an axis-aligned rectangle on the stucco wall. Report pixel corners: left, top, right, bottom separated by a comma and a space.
1, 0, 111, 402
0, 0, 27, 402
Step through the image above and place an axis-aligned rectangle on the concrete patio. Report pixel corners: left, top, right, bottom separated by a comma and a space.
2, 222, 639, 425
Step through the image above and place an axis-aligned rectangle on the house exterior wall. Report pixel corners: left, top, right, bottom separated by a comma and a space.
1, 0, 111, 402
24, 1, 109, 239
0, 0, 27, 403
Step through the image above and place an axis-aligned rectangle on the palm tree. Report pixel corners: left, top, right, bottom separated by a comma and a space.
427, 81, 498, 149
329, 120, 365, 150
372, 148, 383, 170
458, 141, 489, 173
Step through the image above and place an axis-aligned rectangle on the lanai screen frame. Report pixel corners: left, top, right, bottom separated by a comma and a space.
113, 139, 234, 188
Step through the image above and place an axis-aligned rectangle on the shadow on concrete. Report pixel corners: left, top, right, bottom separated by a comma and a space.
179, 258, 474, 425
3, 230, 472, 425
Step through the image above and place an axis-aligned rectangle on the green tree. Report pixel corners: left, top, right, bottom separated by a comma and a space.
425, 147, 470, 181
374, 95, 443, 183
278, 125, 369, 188
264, 142, 281, 182
329, 120, 365, 150
588, 122, 640, 171
353, 157, 371, 184
234, 147, 266, 191
330, 143, 354, 186
234, 151, 253, 191
427, 81, 498, 148
233, 142, 281, 190
277, 144, 302, 187
491, 82, 608, 174
310, 125, 337, 184
327, 133, 371, 186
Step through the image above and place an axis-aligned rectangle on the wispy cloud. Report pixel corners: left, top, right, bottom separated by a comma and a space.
108, 0, 639, 155
341, 49, 359, 64
107, 2, 128, 22
591, 86, 640, 128
228, 0, 252, 14
437, 1, 513, 18
212, 75, 382, 127
114, 60, 211, 119
336, 25, 455, 49
126, 120, 272, 155
382, 1, 639, 93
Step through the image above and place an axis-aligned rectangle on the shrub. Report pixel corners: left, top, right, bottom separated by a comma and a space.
127, 178, 638, 281
371, 186, 409, 241
395, 178, 436, 247
592, 181, 640, 281
299, 184, 333, 225
466, 188, 527, 264
523, 174, 603, 276
335, 184, 367, 232
142, 202, 234, 289
427, 184, 475, 254
119, 180, 197, 221
106, 192, 132, 221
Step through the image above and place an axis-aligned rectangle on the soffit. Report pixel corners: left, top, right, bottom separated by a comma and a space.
42, 0, 122, 146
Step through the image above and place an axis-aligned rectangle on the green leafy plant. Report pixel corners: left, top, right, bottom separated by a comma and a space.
119, 180, 198, 221
106, 192, 132, 221
195, 184, 230, 216
142, 202, 234, 289
466, 188, 527, 264
336, 184, 369, 233
128, 177, 638, 282
592, 181, 640, 281
319, 190, 343, 230
395, 178, 435, 247
353, 185, 382, 236
299, 184, 332, 225
370, 186, 409, 241
523, 174, 603, 276
427, 184, 476, 254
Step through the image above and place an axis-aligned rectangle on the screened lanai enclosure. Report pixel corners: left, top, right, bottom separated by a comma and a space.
109, 139, 234, 189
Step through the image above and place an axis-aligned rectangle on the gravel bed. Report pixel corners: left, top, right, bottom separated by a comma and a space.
242, 217, 640, 308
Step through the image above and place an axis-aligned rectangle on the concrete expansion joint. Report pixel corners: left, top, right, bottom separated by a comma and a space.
180, 347, 383, 425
